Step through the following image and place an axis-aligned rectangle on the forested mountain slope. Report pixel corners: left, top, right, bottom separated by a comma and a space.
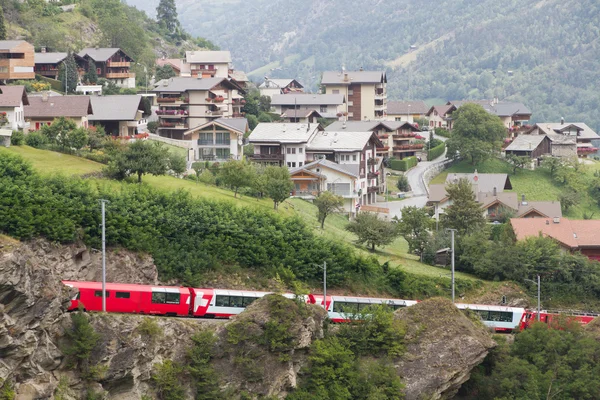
126, 0, 600, 131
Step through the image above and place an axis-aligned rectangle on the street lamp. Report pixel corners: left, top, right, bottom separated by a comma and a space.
136, 63, 148, 94
524, 275, 541, 322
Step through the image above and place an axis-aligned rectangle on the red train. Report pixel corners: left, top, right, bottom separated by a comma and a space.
63, 281, 599, 332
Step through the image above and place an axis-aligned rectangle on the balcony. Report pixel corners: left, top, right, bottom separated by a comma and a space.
367, 187, 379, 194
198, 139, 232, 147
393, 144, 424, 151
156, 110, 188, 117
250, 153, 284, 161
159, 122, 188, 129
292, 190, 319, 199
367, 172, 378, 180
232, 98, 246, 106
107, 61, 131, 68
206, 110, 224, 117
376, 146, 390, 152
105, 72, 134, 79
375, 103, 386, 111
393, 133, 417, 139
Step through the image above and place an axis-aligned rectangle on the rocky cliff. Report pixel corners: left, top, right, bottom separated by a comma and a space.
0, 237, 495, 399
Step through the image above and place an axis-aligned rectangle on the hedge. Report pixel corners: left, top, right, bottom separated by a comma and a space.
434, 128, 451, 138
388, 156, 418, 171
427, 143, 446, 161
36, 74, 64, 93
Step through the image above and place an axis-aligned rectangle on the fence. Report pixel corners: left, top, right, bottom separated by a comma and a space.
147, 133, 193, 149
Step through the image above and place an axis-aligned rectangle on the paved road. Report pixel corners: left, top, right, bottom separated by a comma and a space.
379, 133, 448, 219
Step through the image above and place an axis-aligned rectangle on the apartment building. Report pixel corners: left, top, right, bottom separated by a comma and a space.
78, 48, 135, 88
185, 117, 249, 162
321, 70, 387, 121
184, 50, 231, 78
271, 93, 344, 120
152, 77, 245, 139
0, 40, 35, 80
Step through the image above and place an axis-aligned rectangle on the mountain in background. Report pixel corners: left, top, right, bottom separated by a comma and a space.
127, 0, 600, 130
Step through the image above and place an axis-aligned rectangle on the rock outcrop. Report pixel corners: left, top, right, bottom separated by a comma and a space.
394, 298, 497, 400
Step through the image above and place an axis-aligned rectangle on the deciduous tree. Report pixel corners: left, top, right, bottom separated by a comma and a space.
0, 5, 7, 41
219, 160, 255, 197
106, 140, 170, 183
506, 154, 530, 174
397, 206, 433, 256
264, 166, 293, 210
346, 212, 401, 252
155, 64, 176, 81
314, 191, 344, 229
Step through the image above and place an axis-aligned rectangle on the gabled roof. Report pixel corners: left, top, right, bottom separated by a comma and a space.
78, 48, 133, 62
532, 122, 599, 140
185, 50, 231, 64
295, 158, 360, 178
0, 40, 31, 50
229, 70, 249, 83
88, 95, 143, 121
184, 117, 249, 137
321, 71, 386, 85
281, 107, 322, 119
445, 173, 512, 192
307, 131, 382, 151
449, 100, 532, 117
25, 96, 92, 118
325, 120, 387, 132
259, 79, 303, 89
387, 101, 429, 115
249, 123, 321, 144
427, 184, 449, 203
426, 104, 455, 117
271, 93, 344, 106
0, 86, 28, 107
510, 218, 600, 249
152, 77, 242, 93
516, 201, 562, 219
155, 58, 183, 72
478, 191, 518, 210
505, 134, 548, 152
35, 52, 67, 64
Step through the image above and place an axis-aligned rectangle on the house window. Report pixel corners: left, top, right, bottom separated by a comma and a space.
96, 68, 101, 75
287, 162, 291, 167
299, 148, 303, 154
291, 147, 296, 154
348, 90, 354, 96
332, 90, 340, 94
353, 155, 357, 161
299, 162, 303, 167
216, 148, 230, 159
320, 106, 327, 113
287, 148, 291, 154
291, 162, 296, 167
348, 101, 353, 106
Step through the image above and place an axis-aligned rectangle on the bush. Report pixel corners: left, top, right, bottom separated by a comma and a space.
10, 130, 24, 146
396, 174, 410, 192
427, 142, 446, 161
147, 121, 158, 133
24, 131, 47, 148
152, 360, 185, 400
388, 156, 418, 171
434, 128, 451, 138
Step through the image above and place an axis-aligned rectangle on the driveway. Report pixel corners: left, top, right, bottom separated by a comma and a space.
379, 132, 448, 219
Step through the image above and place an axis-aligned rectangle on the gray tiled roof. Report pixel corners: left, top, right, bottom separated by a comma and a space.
249, 123, 320, 144
445, 173, 512, 193
280, 107, 322, 118
25, 96, 92, 118
185, 50, 231, 64
325, 121, 384, 132
88, 95, 143, 121
0, 40, 29, 50
297, 158, 360, 178
534, 122, 599, 140
259, 79, 299, 89
35, 52, 68, 64
307, 131, 375, 151
449, 100, 532, 117
505, 134, 547, 151
271, 93, 344, 106
321, 71, 386, 85
152, 77, 231, 93
387, 101, 429, 115
214, 117, 248, 133
516, 201, 562, 218
78, 48, 131, 62
0, 86, 28, 107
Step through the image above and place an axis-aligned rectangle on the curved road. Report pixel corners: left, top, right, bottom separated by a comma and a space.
380, 133, 448, 219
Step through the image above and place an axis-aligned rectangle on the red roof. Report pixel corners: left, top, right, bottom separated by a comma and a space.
510, 218, 600, 249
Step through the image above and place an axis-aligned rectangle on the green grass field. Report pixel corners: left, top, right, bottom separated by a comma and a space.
1, 145, 481, 283
430, 158, 600, 219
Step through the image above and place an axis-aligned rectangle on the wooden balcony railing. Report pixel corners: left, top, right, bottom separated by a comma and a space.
250, 154, 284, 161
105, 72, 134, 79
107, 61, 131, 68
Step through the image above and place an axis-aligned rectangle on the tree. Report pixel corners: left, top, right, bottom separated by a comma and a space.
66, 127, 88, 150
396, 174, 410, 192
169, 154, 187, 177
258, 95, 271, 113
559, 191, 580, 212
346, 212, 401, 252
397, 206, 433, 256
506, 154, 530, 174
541, 156, 562, 179
219, 160, 255, 197
263, 166, 293, 210
83, 59, 98, 84
106, 140, 170, 183
57, 52, 79, 94
63, 311, 100, 369
0, 5, 7, 41
156, 0, 180, 33
314, 191, 344, 229
441, 178, 486, 235
155, 64, 176, 81
87, 126, 107, 151
98, 78, 120, 95
445, 103, 506, 165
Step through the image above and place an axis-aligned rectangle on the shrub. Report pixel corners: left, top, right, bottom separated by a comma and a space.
396, 174, 410, 192
151, 360, 185, 400
427, 142, 445, 161
24, 131, 47, 148
64, 311, 101, 367
147, 121, 158, 133
137, 317, 163, 339
435, 127, 451, 138
388, 156, 418, 171
187, 331, 222, 399
0, 379, 15, 400
10, 130, 24, 146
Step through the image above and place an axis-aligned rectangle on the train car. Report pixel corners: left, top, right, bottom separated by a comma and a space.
519, 310, 598, 330
311, 294, 419, 323
63, 281, 191, 317
189, 288, 304, 318
456, 303, 525, 332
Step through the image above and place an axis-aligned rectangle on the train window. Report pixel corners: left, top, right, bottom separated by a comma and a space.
152, 292, 166, 304
333, 301, 359, 313
94, 290, 110, 297
474, 310, 489, 320
165, 293, 180, 304
116, 292, 130, 299
488, 311, 513, 322
215, 295, 229, 307
229, 296, 243, 308
242, 297, 257, 307
358, 303, 370, 311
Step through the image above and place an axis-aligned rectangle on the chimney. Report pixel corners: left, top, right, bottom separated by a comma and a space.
41, 46, 46, 53
553, 217, 560, 224
343, 73, 349, 82
560, 117, 565, 125
493, 187, 497, 196
359, 67, 364, 71
521, 194, 527, 205
41, 91, 48, 102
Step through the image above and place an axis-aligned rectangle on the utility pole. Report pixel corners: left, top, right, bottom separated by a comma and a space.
100, 199, 109, 312
323, 261, 327, 310
524, 275, 541, 321
446, 228, 457, 303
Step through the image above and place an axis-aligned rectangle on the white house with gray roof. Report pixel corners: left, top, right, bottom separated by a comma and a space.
526, 122, 599, 156
259, 78, 304, 99
271, 93, 345, 119
183, 117, 249, 162
184, 50, 231, 78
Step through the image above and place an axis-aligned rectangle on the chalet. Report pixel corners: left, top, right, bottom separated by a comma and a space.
25, 93, 92, 130
504, 134, 551, 159
526, 122, 600, 157
0, 40, 35, 80
426, 104, 456, 129
34, 51, 84, 80
259, 78, 304, 99
448, 100, 532, 132
78, 48, 135, 88
510, 218, 600, 261
152, 77, 245, 139
0, 85, 29, 131
280, 107, 323, 124
386, 100, 429, 123
184, 117, 249, 162
271, 93, 345, 120
88, 95, 146, 137
321, 70, 387, 121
